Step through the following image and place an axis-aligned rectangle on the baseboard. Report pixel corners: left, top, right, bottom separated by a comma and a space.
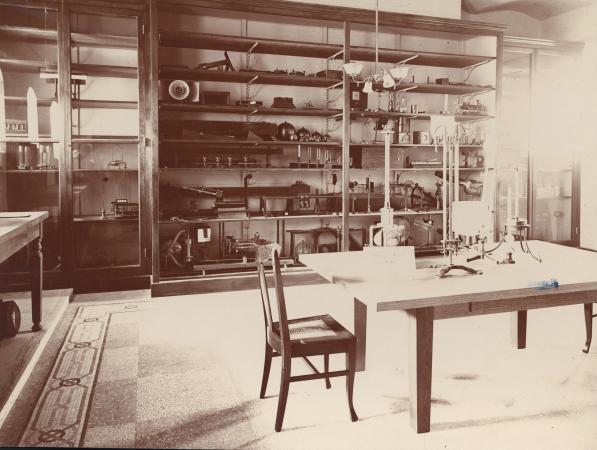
151, 268, 328, 297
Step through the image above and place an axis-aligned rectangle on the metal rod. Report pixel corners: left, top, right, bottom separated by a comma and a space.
442, 136, 447, 251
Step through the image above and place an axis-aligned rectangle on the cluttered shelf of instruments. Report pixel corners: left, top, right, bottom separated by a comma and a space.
154, 4, 496, 282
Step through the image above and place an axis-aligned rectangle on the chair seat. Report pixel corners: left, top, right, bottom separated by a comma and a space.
274, 314, 354, 345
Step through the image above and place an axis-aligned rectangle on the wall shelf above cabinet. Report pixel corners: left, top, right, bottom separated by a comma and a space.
158, 67, 340, 88
159, 103, 341, 117
158, 30, 494, 69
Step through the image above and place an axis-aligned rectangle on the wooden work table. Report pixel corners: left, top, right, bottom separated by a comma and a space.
0, 211, 49, 331
300, 241, 597, 433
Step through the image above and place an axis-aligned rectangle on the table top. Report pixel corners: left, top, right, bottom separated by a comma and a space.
300, 241, 597, 310
0, 211, 49, 250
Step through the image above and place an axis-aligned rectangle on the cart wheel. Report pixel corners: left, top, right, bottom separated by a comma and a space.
0, 300, 21, 338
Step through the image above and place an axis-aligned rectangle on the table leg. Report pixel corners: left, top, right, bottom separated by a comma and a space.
583, 303, 593, 354
353, 298, 367, 372
408, 307, 433, 433
511, 310, 527, 349
30, 236, 43, 331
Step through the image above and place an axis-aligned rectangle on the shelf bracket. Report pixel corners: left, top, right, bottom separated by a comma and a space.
245, 41, 259, 69
397, 85, 418, 93
327, 81, 343, 90
327, 49, 344, 61
462, 58, 491, 72
396, 54, 418, 65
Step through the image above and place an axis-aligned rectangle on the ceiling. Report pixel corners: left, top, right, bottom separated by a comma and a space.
462, 0, 595, 20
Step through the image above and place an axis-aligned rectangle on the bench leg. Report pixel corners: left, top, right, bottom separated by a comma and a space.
511, 310, 527, 349
30, 237, 42, 332
354, 298, 367, 372
408, 307, 434, 434
583, 303, 593, 354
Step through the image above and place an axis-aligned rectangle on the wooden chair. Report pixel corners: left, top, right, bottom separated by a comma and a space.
256, 244, 358, 432
583, 302, 597, 353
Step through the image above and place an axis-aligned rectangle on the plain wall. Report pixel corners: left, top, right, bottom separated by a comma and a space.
281, 0, 462, 20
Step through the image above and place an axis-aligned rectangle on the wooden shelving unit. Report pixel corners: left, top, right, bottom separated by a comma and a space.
151, 0, 503, 286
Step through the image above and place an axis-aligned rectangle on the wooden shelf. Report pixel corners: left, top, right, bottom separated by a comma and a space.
158, 67, 341, 88
72, 136, 139, 144
0, 25, 56, 43
158, 166, 488, 172
72, 63, 137, 79
0, 25, 136, 49
159, 103, 341, 117
0, 58, 56, 73
158, 30, 494, 69
5, 96, 55, 107
160, 167, 342, 172
158, 67, 492, 94
0, 59, 137, 78
159, 209, 444, 224
350, 143, 483, 148
73, 169, 139, 173
73, 99, 138, 109
0, 137, 59, 144
73, 215, 139, 223
350, 110, 492, 121
71, 32, 137, 49
159, 140, 341, 148
0, 169, 58, 173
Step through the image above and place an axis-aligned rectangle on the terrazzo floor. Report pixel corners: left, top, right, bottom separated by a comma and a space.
2, 285, 597, 449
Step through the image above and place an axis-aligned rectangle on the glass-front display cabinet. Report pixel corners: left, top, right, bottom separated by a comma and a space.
0, 5, 63, 277
69, 9, 145, 272
497, 38, 582, 246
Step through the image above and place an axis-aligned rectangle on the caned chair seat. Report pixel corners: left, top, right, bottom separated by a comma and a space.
274, 315, 354, 343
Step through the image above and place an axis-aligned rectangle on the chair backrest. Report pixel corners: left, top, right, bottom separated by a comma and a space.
256, 244, 289, 348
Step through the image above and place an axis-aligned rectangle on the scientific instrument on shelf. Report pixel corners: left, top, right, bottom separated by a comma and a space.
368, 122, 405, 247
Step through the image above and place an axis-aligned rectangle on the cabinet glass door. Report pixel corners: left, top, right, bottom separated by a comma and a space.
496, 49, 531, 233
0, 5, 62, 274
530, 51, 578, 244
70, 11, 142, 269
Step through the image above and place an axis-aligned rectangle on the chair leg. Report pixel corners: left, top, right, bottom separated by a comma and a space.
583, 303, 593, 354
324, 353, 331, 389
275, 353, 291, 432
260, 343, 273, 399
345, 344, 358, 422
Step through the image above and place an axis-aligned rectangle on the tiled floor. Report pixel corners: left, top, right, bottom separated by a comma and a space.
4, 285, 597, 449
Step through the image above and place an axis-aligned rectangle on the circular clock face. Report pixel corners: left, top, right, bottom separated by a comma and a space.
168, 80, 191, 101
